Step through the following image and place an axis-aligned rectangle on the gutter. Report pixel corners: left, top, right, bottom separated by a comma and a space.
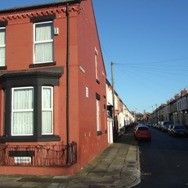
65, 0, 81, 165
66, 2, 70, 165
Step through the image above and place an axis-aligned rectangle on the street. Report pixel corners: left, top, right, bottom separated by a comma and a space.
135, 127, 188, 188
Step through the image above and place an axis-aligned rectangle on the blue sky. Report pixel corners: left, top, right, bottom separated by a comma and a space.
0, 0, 58, 9
93, 0, 188, 113
1, 0, 188, 113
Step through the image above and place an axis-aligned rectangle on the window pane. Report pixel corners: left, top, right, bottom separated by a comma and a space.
96, 100, 100, 131
95, 54, 98, 80
12, 112, 33, 135
0, 47, 5, 66
42, 88, 52, 109
13, 88, 33, 110
0, 30, 5, 45
42, 111, 52, 134
35, 42, 53, 63
35, 23, 53, 41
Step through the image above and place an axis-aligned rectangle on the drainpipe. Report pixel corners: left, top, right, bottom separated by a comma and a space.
66, 3, 70, 165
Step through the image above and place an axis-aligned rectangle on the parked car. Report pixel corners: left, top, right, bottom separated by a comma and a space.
161, 121, 173, 132
167, 125, 174, 134
151, 123, 156, 128
134, 125, 151, 141
153, 123, 159, 129
156, 123, 161, 130
156, 121, 164, 130
170, 125, 188, 137
146, 123, 152, 127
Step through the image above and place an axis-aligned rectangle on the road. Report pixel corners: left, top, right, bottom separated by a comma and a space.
135, 127, 188, 188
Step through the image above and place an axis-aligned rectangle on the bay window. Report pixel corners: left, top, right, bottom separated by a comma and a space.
0, 67, 63, 142
0, 27, 5, 66
11, 86, 54, 137
12, 87, 34, 136
42, 86, 53, 135
34, 21, 53, 64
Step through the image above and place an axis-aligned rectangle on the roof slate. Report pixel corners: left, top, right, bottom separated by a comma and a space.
0, 0, 80, 13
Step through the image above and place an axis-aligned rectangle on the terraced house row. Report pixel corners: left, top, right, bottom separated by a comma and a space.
150, 89, 188, 127
0, 0, 134, 176
106, 79, 135, 143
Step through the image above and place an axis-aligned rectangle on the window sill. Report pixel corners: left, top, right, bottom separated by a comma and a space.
29, 62, 56, 68
0, 135, 61, 143
97, 131, 103, 136
0, 66, 7, 70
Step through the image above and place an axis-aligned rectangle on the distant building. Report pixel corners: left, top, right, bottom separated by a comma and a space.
106, 79, 134, 141
151, 89, 188, 127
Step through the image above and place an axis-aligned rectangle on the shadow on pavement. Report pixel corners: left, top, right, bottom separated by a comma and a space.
116, 126, 138, 147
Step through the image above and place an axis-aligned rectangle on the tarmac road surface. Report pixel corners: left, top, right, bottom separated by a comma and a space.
135, 127, 188, 188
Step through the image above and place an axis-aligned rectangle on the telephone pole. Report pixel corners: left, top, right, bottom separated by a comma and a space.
111, 62, 116, 139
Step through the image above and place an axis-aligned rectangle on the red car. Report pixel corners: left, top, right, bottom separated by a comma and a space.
134, 125, 151, 141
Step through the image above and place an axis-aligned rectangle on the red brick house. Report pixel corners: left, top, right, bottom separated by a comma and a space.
0, 0, 108, 176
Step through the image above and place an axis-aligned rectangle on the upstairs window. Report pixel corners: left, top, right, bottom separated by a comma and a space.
34, 21, 53, 64
0, 28, 5, 66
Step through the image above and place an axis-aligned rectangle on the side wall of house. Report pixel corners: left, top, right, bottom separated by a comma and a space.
77, 0, 108, 167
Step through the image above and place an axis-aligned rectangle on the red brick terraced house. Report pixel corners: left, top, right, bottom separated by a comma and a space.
0, 0, 108, 176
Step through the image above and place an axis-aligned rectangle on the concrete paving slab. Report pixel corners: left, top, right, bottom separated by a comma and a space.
47, 183, 61, 188
21, 182, 42, 188
0, 129, 140, 188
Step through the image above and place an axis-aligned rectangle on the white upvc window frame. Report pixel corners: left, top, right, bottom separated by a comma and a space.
96, 99, 101, 132
42, 86, 53, 135
0, 27, 5, 67
11, 87, 34, 136
95, 48, 99, 81
33, 21, 54, 64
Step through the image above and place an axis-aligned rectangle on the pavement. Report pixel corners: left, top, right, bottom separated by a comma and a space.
0, 129, 140, 188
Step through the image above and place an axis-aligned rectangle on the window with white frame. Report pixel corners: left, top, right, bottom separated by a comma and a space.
1, 69, 63, 141
96, 99, 101, 132
12, 87, 34, 136
0, 27, 5, 66
95, 48, 99, 81
34, 21, 53, 64
42, 86, 53, 135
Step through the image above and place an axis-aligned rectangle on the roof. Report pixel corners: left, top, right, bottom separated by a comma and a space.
0, 66, 64, 80
0, 0, 81, 13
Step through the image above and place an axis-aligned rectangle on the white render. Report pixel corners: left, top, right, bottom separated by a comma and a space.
106, 82, 135, 134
